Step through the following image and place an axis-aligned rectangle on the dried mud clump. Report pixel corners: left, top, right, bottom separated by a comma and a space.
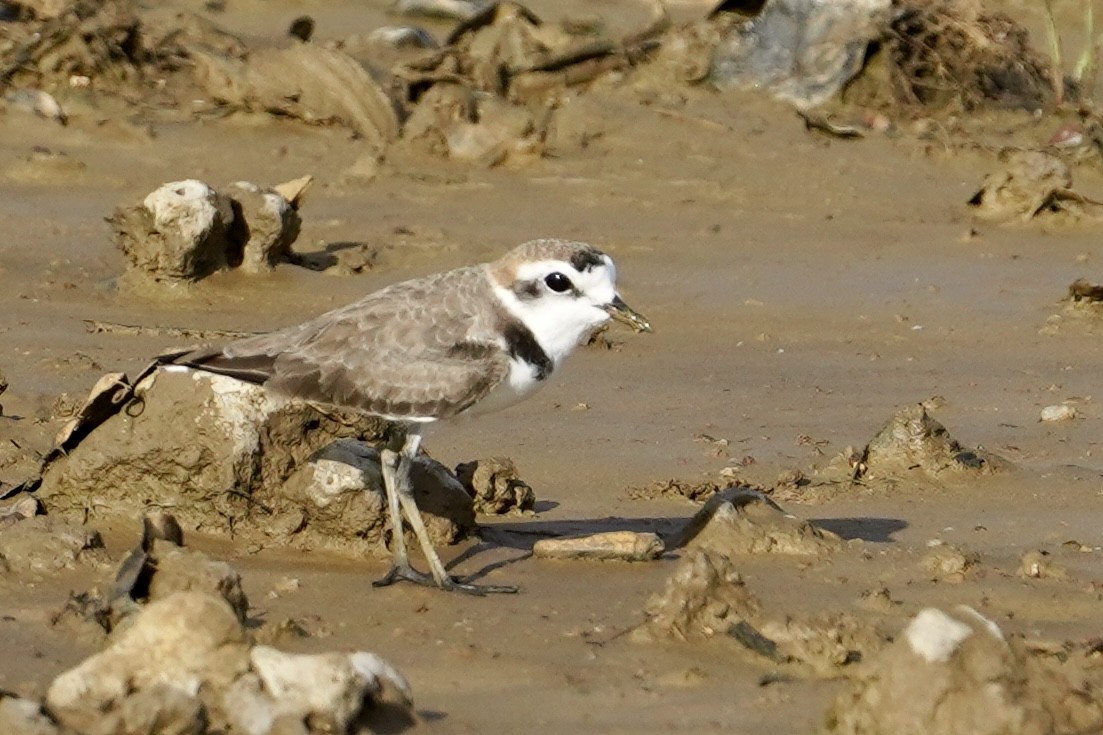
850, 0, 1053, 111
826, 607, 1103, 735
670, 487, 842, 556
110, 177, 310, 285
636, 548, 873, 675
967, 150, 1103, 224
455, 456, 535, 515
1040, 278, 1103, 335
853, 404, 1003, 482
0, 516, 107, 577
37, 367, 475, 556
43, 591, 412, 735
191, 44, 401, 154
625, 477, 723, 503
919, 544, 979, 583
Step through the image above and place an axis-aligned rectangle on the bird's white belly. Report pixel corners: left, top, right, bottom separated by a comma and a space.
465, 357, 549, 417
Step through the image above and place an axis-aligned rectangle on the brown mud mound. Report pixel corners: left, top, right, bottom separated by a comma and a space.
37, 368, 474, 555
635, 548, 876, 676
967, 150, 1103, 224
39, 591, 413, 735
851, 404, 1005, 483
0, 516, 107, 578
670, 486, 842, 556
455, 456, 535, 515
826, 606, 1103, 734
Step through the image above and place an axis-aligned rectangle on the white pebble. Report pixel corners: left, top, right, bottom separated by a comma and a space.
1040, 404, 1077, 422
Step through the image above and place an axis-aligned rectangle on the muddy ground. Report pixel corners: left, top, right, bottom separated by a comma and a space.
2, 0, 1103, 732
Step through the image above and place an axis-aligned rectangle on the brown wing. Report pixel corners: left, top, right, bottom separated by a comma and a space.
174, 266, 511, 420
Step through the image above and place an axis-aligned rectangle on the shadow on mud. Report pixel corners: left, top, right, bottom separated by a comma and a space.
810, 516, 908, 542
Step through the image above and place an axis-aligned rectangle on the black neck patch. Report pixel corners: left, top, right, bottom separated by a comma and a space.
502, 320, 553, 381
570, 248, 606, 273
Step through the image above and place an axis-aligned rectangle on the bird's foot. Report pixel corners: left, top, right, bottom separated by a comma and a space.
373, 564, 518, 596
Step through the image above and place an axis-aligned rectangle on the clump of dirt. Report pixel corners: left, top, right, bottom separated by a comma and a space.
625, 477, 723, 502
967, 150, 1103, 224
636, 548, 876, 675
190, 43, 401, 155
919, 544, 980, 583
670, 487, 842, 556
826, 607, 1103, 734
852, 404, 1004, 482
109, 176, 310, 287
844, 0, 1054, 112
0, 516, 107, 577
455, 456, 535, 515
1040, 278, 1103, 335
42, 591, 413, 735
36, 367, 475, 556
52, 511, 248, 642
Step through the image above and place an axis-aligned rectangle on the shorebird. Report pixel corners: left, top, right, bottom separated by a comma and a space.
168, 239, 651, 594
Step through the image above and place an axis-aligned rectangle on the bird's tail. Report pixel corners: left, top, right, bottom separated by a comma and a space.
157, 345, 277, 385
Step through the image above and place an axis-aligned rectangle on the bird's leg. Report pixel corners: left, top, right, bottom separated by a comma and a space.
377, 432, 517, 595
372, 442, 436, 589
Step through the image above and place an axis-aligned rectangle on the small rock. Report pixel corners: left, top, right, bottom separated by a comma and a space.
1040, 404, 1077, 422
533, 531, 664, 561
0, 494, 42, 530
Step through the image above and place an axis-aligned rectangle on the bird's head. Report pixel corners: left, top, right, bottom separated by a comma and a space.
490, 239, 651, 365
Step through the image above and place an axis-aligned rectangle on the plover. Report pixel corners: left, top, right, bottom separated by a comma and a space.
168, 239, 651, 594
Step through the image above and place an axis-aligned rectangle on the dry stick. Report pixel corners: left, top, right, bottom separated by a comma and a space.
83, 319, 255, 341
1073, 0, 1096, 95
1043, 0, 1065, 106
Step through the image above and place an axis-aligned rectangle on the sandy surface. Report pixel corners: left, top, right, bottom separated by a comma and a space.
2, 0, 1103, 732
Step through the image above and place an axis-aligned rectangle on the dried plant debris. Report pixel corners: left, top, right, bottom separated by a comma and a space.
0, 0, 144, 89
967, 150, 1103, 224
826, 607, 1103, 735
394, 1, 667, 104
846, 0, 1054, 112
626, 477, 723, 502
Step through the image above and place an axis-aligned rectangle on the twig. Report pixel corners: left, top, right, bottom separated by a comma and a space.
83, 319, 255, 341
1043, 0, 1065, 105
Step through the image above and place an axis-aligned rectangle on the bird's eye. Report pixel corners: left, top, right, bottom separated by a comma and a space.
544, 272, 573, 293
